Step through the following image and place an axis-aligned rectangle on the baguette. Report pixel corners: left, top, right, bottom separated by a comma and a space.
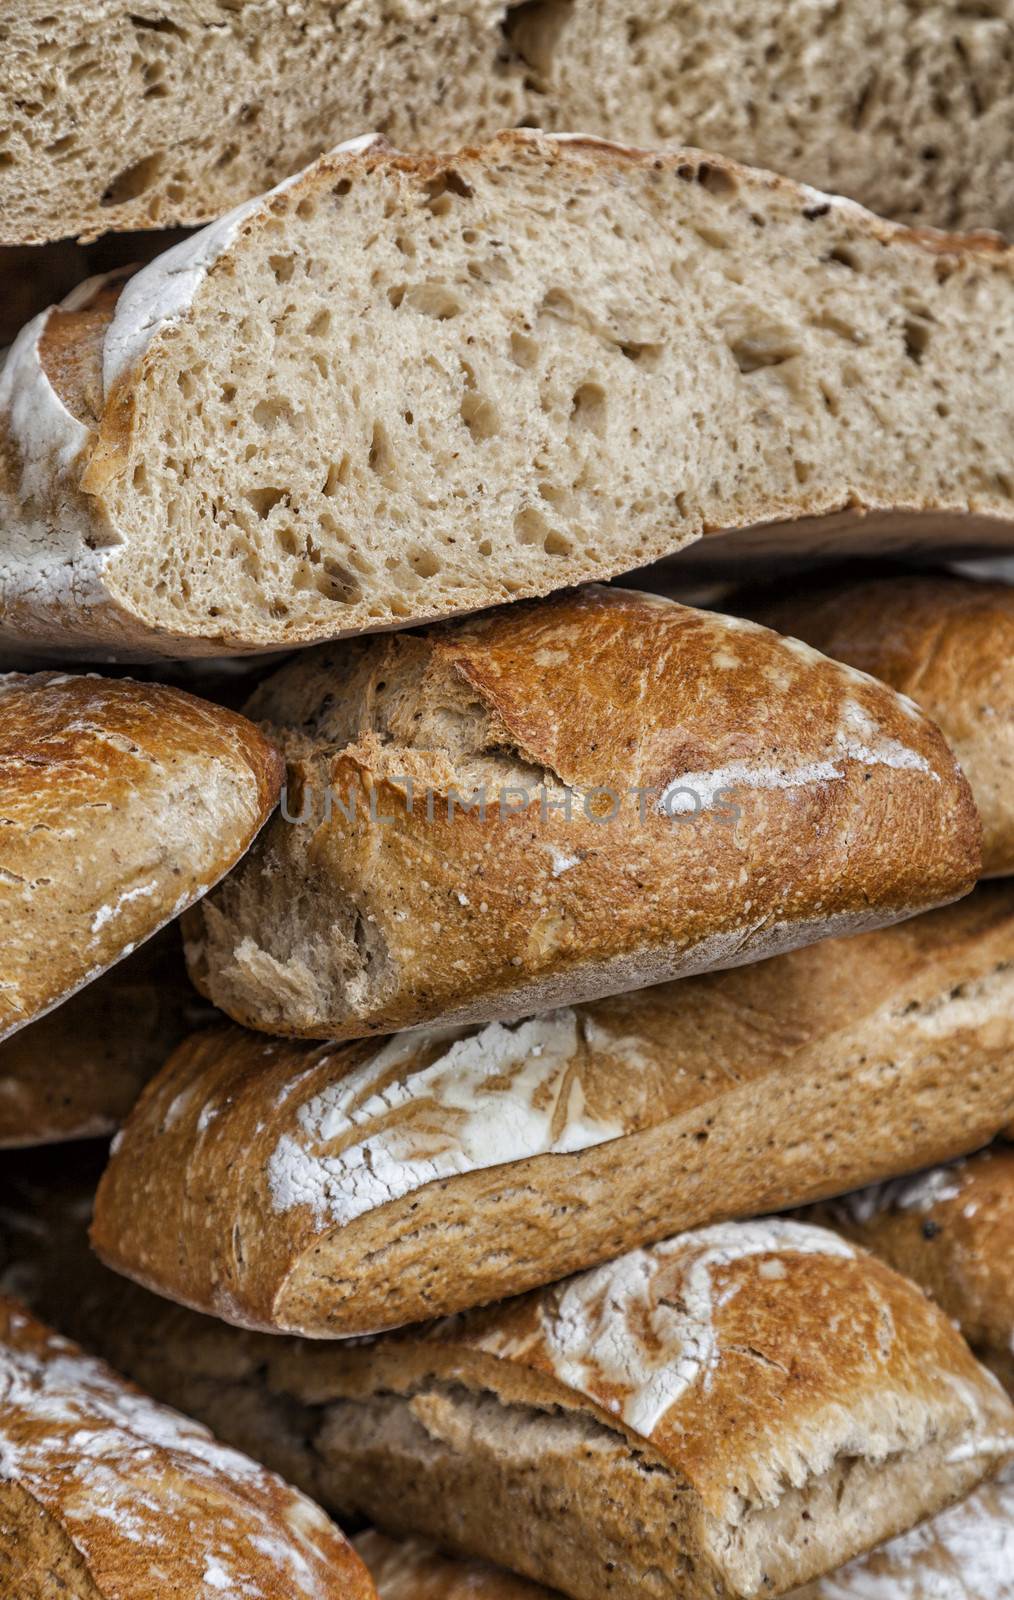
94, 883, 1014, 1336
3, 133, 1014, 659
7, 1175, 1014, 1600
0, 671, 282, 1042
801, 1145, 1014, 1396
746, 574, 1014, 876
184, 586, 981, 1040
5, 4, 1014, 245
0, 926, 209, 1148
0, 1296, 376, 1600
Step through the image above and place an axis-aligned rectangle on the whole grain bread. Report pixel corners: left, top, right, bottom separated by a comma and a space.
7, 1175, 1013, 1600
3, 134, 1014, 659
0, 671, 282, 1042
746, 573, 1014, 876
0, 1295, 376, 1600
801, 1145, 1014, 1397
0, 926, 211, 1148
94, 883, 1014, 1336
184, 586, 981, 1040
4, 3, 1014, 245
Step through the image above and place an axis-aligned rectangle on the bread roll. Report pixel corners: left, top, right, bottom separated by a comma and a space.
94, 883, 1014, 1335
5, 4, 1014, 244
0, 671, 282, 1042
0, 926, 209, 1148
275, 1222, 1014, 1600
802, 1145, 1014, 1396
0, 1296, 376, 1600
3, 134, 1014, 659
747, 574, 1014, 876
184, 586, 980, 1040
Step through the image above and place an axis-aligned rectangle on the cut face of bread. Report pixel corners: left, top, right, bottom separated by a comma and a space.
93, 883, 1014, 1336
2, 134, 1014, 659
745, 574, 1014, 877
0, 672, 282, 1042
294, 1221, 1014, 1600
184, 587, 981, 1039
0, 1296, 375, 1600
804, 1144, 1014, 1398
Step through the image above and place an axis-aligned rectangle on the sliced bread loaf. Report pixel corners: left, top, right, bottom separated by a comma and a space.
3, 133, 1013, 658
183, 587, 981, 1039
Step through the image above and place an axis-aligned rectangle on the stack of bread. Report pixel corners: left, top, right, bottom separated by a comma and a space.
3, 6, 1014, 1597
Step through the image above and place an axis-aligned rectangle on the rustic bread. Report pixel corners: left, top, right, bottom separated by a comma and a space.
94, 882, 1014, 1335
355, 1531, 556, 1599
746, 574, 1014, 876
5, 4, 1014, 246
0, 1296, 376, 1600
0, 671, 281, 1042
802, 1145, 1014, 1397
273, 1222, 1014, 1600
7, 1172, 1014, 1600
184, 586, 981, 1040
0, 926, 210, 1148
4, 135, 1014, 660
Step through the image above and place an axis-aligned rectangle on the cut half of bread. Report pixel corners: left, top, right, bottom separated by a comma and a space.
2, 132, 1013, 659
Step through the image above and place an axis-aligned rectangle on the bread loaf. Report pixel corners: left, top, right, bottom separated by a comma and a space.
0, 1296, 376, 1600
355, 1530, 554, 1599
271, 1222, 1014, 1600
184, 587, 980, 1040
746, 574, 1014, 876
93, 883, 1014, 1335
0, 671, 282, 1042
801, 1145, 1014, 1396
4, 4, 1014, 245
0, 926, 209, 1148
3, 134, 1014, 659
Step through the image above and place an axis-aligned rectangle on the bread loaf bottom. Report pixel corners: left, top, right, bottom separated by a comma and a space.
745, 573, 1014, 876
0, 1296, 375, 1600
801, 1144, 1014, 1397
95, 884, 1014, 1336
4, 134, 1014, 658
5, 3, 1014, 245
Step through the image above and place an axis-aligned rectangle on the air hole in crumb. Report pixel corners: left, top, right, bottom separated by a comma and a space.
323, 456, 351, 495
460, 392, 500, 441
543, 530, 572, 556
269, 253, 295, 284
368, 421, 396, 477
245, 487, 287, 518
729, 333, 800, 374
571, 382, 606, 433
407, 546, 441, 578
404, 283, 462, 319
296, 197, 317, 221
619, 340, 663, 368
308, 308, 331, 338
101, 151, 165, 205
903, 316, 931, 364
333, 178, 352, 198
696, 162, 737, 197
515, 507, 550, 546
827, 245, 859, 270
510, 331, 539, 368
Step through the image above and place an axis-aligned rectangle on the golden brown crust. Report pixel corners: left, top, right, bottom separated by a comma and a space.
0, 1296, 376, 1600
0, 671, 282, 1041
747, 573, 1014, 876
804, 1144, 1014, 1396
186, 587, 981, 1039
355, 1531, 556, 1600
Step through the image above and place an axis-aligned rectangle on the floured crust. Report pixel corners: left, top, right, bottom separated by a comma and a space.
94, 881, 1014, 1335
1, 132, 1014, 657
184, 587, 981, 1039
804, 1144, 1014, 1396
747, 573, 1014, 876
0, 1296, 375, 1600
0, 671, 282, 1041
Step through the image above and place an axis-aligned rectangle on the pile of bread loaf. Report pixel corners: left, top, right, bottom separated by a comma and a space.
3, 5, 1014, 1597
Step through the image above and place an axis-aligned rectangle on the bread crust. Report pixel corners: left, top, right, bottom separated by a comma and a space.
93, 883, 1014, 1336
0, 1296, 375, 1600
183, 587, 981, 1039
0, 671, 282, 1041
747, 574, 1014, 876
2, 133, 1014, 658
804, 1144, 1014, 1397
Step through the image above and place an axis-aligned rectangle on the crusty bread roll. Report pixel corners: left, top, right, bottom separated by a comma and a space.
275, 1222, 1014, 1600
747, 574, 1014, 876
3, 134, 1014, 660
802, 1145, 1014, 1397
0, 671, 282, 1042
0, 926, 210, 1148
94, 882, 1014, 1336
184, 586, 981, 1040
358, 1476, 1014, 1600
5, 4, 1014, 245
0, 1296, 376, 1600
